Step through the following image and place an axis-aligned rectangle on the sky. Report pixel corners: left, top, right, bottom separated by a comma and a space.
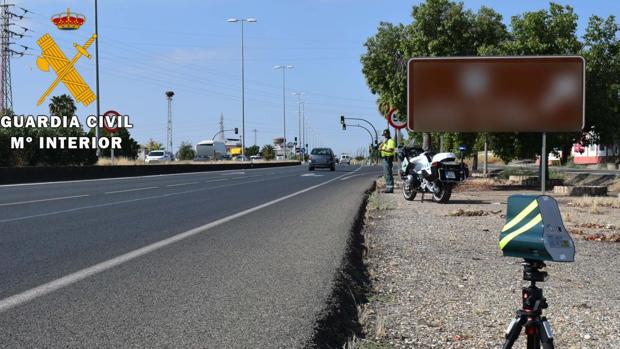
8, 0, 620, 156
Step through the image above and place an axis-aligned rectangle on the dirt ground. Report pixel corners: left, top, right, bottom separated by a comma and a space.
352, 179, 620, 349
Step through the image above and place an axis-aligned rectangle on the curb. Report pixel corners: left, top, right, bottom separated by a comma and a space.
310, 181, 375, 348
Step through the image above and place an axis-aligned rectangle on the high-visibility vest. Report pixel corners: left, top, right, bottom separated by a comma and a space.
379, 138, 395, 158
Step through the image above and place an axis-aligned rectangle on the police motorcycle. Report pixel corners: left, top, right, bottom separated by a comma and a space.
398, 146, 468, 203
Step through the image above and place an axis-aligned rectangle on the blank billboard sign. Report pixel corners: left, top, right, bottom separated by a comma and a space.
407, 56, 585, 132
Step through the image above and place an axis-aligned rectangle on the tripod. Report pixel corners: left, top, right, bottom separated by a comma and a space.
502, 260, 555, 349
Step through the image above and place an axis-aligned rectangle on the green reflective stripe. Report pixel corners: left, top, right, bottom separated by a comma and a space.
499, 214, 543, 249
501, 200, 538, 232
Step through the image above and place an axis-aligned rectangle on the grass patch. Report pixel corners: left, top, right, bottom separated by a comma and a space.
96, 156, 143, 166
496, 167, 537, 180
367, 192, 395, 211
475, 151, 502, 165
568, 197, 620, 209
448, 209, 488, 217
609, 179, 620, 193
495, 167, 565, 181
548, 169, 565, 180
367, 294, 392, 303
344, 337, 395, 349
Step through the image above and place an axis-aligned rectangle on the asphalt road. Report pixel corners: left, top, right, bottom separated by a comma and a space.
0, 164, 381, 348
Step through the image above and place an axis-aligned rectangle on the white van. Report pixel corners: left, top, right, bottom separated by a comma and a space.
339, 154, 351, 165
145, 150, 174, 163
195, 140, 227, 160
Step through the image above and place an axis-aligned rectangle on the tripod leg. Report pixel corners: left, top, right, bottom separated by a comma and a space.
538, 318, 555, 349
526, 330, 541, 349
502, 316, 524, 349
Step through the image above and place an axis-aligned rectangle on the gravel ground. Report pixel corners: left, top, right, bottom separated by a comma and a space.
355, 180, 620, 349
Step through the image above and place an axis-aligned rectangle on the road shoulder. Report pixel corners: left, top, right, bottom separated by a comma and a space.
350, 182, 620, 348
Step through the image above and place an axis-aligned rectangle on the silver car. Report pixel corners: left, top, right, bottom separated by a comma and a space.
308, 148, 336, 171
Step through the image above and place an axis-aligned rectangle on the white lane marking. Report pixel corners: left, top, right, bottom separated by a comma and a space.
0, 167, 361, 313
0, 165, 303, 188
0, 173, 302, 224
204, 178, 229, 183
0, 194, 90, 207
166, 182, 199, 187
105, 187, 158, 195
220, 171, 245, 176
301, 173, 323, 177
340, 172, 379, 181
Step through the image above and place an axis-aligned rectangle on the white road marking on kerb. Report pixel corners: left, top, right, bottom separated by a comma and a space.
105, 187, 158, 194
0, 167, 361, 313
0, 194, 89, 207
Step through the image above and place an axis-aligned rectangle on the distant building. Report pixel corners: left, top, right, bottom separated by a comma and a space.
572, 142, 620, 164
273, 137, 285, 157
225, 138, 242, 156
137, 145, 147, 161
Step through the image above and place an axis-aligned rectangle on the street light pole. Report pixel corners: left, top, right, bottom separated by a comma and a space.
302, 100, 306, 159
166, 91, 174, 154
94, 0, 101, 158
292, 92, 304, 160
274, 64, 294, 159
228, 17, 256, 161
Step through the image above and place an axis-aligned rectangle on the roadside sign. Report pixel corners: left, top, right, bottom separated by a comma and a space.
407, 56, 585, 132
103, 109, 121, 133
387, 108, 407, 129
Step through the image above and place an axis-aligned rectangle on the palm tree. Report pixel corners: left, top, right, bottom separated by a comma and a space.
49, 94, 77, 117
261, 144, 275, 160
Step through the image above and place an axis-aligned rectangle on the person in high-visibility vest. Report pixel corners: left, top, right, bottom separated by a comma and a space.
379, 128, 396, 193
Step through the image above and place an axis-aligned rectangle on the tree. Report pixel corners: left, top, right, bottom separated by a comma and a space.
261, 144, 275, 160
361, 0, 507, 150
581, 15, 620, 147
245, 145, 260, 157
49, 94, 77, 117
176, 142, 196, 160
89, 127, 140, 159
144, 139, 163, 153
486, 3, 582, 165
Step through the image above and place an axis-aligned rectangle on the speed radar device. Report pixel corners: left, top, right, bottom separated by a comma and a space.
499, 195, 575, 349
499, 195, 574, 262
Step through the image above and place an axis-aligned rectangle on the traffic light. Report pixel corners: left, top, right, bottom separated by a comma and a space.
234, 127, 239, 134
294, 137, 298, 144
340, 115, 345, 125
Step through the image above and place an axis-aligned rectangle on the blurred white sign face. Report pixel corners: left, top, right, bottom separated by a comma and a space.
407, 57, 585, 132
